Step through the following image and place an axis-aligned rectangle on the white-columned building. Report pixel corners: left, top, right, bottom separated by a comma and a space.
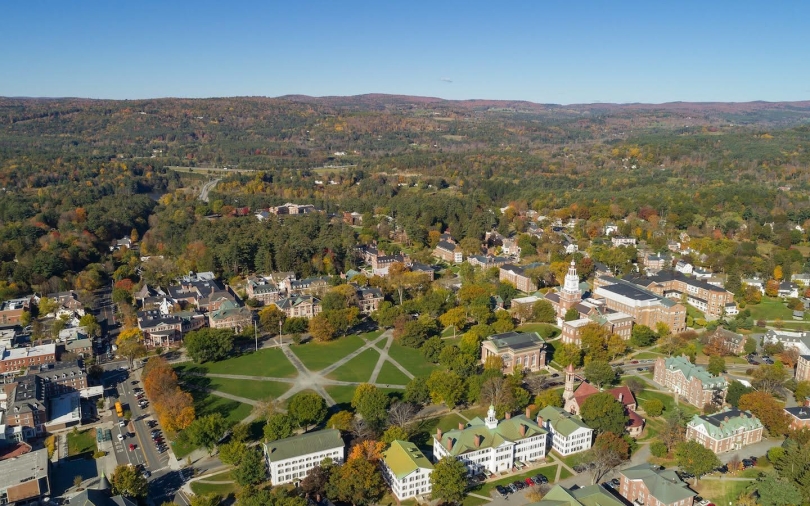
263, 429, 344, 485
380, 440, 434, 500
432, 405, 547, 475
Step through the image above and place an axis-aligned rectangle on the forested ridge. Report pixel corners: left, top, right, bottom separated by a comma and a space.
2, 95, 810, 297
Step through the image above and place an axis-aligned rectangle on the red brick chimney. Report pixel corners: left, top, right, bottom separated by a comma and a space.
459, 422, 465, 430
436, 428, 443, 441
474, 434, 482, 447
537, 415, 544, 427
505, 412, 511, 420
520, 424, 527, 437
525, 407, 531, 418
445, 437, 453, 451
619, 393, 624, 403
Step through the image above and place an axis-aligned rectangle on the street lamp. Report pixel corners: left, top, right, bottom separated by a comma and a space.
278, 320, 282, 347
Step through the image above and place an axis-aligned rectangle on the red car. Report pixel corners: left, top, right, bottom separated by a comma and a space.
128, 444, 136, 451
525, 477, 535, 486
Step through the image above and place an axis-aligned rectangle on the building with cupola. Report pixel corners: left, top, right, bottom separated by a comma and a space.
543, 260, 583, 325
431, 405, 547, 475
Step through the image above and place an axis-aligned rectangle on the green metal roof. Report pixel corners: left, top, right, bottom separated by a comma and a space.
663, 355, 727, 389
437, 414, 546, 457
382, 440, 433, 479
264, 429, 343, 462
688, 409, 762, 439
621, 464, 695, 504
531, 484, 626, 506
486, 331, 545, 351
537, 406, 591, 437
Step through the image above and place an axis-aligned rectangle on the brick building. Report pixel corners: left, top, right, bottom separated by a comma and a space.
797, 354, 810, 383
433, 240, 463, 264
618, 464, 695, 506
653, 355, 727, 408
626, 271, 736, 320
593, 275, 686, 333
685, 409, 763, 453
499, 264, 537, 293
480, 331, 546, 374
0, 344, 57, 376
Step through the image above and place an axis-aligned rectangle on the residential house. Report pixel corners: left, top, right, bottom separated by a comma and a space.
592, 275, 687, 333
499, 264, 537, 293
618, 464, 695, 506
692, 267, 713, 279
342, 211, 364, 226
64, 338, 93, 358
480, 331, 546, 374
371, 253, 410, 277
432, 405, 547, 475
356, 287, 384, 314
707, 328, 746, 355
674, 261, 693, 275
653, 355, 728, 408
254, 210, 271, 222
109, 237, 133, 251
208, 300, 253, 333
791, 273, 810, 286
562, 365, 644, 437
245, 275, 284, 305
644, 254, 670, 274
0, 448, 50, 504
410, 262, 436, 281
534, 484, 625, 506
685, 409, 763, 453
604, 224, 619, 236
380, 440, 433, 501
762, 329, 810, 355
433, 240, 463, 264
779, 282, 800, 299
501, 237, 521, 257
272, 295, 322, 319
742, 278, 765, 295
263, 429, 345, 485
287, 276, 331, 296
537, 406, 593, 456
270, 203, 317, 215
611, 236, 637, 247
625, 271, 736, 320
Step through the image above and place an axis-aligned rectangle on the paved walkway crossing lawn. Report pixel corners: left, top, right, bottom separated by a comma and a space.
327, 348, 381, 382
387, 343, 438, 377
291, 335, 366, 371
177, 348, 298, 377
206, 377, 291, 400
375, 361, 413, 385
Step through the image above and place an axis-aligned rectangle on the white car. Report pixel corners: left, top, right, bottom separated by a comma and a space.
117, 434, 124, 441
119, 419, 127, 427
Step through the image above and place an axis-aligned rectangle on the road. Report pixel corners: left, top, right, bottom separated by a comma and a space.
199, 178, 221, 203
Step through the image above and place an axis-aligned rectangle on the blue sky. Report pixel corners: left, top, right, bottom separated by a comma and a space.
1, 1, 808, 104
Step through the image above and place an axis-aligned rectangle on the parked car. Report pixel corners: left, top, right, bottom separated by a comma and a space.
495, 485, 509, 497
142, 470, 151, 479
534, 474, 549, 484
715, 465, 728, 474
507, 483, 518, 493
117, 434, 124, 441
525, 477, 535, 486
611, 478, 620, 487
128, 444, 136, 451
513, 480, 525, 490
119, 419, 127, 427
637, 367, 645, 372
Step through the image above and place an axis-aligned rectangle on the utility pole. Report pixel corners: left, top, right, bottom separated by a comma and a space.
254, 320, 258, 352
278, 320, 282, 347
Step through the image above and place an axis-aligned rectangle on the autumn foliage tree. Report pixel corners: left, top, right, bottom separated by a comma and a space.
143, 357, 195, 432
738, 391, 791, 436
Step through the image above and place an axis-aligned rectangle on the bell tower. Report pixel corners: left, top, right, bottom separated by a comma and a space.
563, 363, 576, 402
485, 404, 498, 429
557, 260, 582, 324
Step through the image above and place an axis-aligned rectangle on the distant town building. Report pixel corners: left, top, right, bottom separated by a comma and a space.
480, 331, 546, 374
563, 365, 644, 437
593, 275, 686, 333
499, 264, 537, 293
433, 240, 463, 264
611, 237, 637, 247
625, 271, 735, 320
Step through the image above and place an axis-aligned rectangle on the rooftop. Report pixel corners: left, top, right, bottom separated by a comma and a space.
537, 406, 591, 437
0, 343, 56, 362
620, 463, 695, 504
662, 355, 727, 389
531, 484, 625, 506
485, 331, 545, 351
382, 440, 433, 479
264, 429, 343, 463
0, 447, 48, 492
688, 409, 762, 439
437, 412, 546, 457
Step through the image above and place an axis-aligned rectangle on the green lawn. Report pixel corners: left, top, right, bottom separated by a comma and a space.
358, 329, 384, 341
67, 429, 96, 456
206, 377, 291, 401
327, 348, 380, 382
192, 389, 254, 424
517, 323, 560, 339
693, 478, 753, 505
636, 390, 699, 418
291, 335, 366, 371
375, 361, 412, 386
748, 297, 793, 321
175, 347, 297, 378
190, 480, 237, 497
388, 343, 439, 377
634, 351, 664, 360
461, 406, 489, 420
413, 413, 470, 449
325, 385, 358, 406
686, 304, 705, 321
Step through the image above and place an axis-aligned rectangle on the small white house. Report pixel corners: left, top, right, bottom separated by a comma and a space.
381, 440, 433, 500
263, 429, 344, 485
675, 260, 693, 275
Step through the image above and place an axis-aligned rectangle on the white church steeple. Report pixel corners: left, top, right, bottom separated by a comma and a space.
563, 260, 580, 294
485, 404, 498, 429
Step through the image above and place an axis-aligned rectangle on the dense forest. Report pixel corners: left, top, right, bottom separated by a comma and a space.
2, 95, 810, 296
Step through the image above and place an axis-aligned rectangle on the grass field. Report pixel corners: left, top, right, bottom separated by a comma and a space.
206, 377, 291, 401
388, 343, 439, 377
325, 385, 358, 406
375, 361, 412, 385
176, 348, 297, 378
67, 429, 96, 456
517, 323, 560, 339
634, 351, 665, 360
636, 390, 699, 418
291, 335, 366, 371
192, 389, 253, 424
748, 297, 793, 321
693, 477, 753, 504
327, 348, 379, 382
190, 479, 237, 497
359, 329, 385, 341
